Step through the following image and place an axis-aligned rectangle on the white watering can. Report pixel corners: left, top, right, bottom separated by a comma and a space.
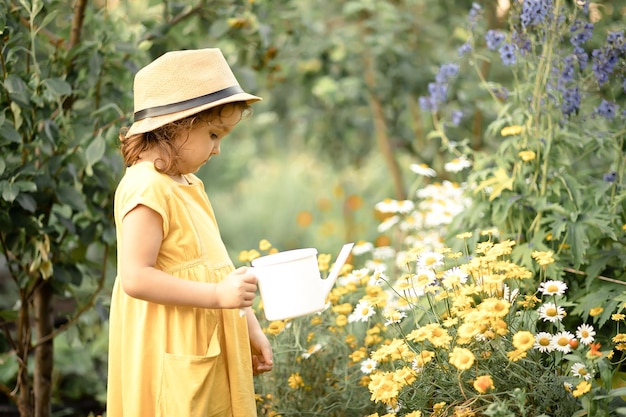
251, 243, 354, 321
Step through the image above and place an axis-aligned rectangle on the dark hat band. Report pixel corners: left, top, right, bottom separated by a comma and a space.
133, 85, 245, 121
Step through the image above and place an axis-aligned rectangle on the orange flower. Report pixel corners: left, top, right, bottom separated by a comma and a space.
473, 375, 494, 393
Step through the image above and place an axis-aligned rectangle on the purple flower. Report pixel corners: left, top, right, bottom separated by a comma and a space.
419, 96, 436, 112
573, 45, 589, 70
418, 63, 460, 113
468, 2, 482, 22
521, 0, 553, 28
512, 30, 532, 54
494, 87, 509, 101
561, 86, 581, 117
603, 171, 617, 182
499, 43, 517, 66
560, 55, 576, 84
451, 110, 463, 126
458, 42, 472, 57
436, 63, 459, 83
570, 20, 594, 47
596, 99, 619, 120
485, 30, 506, 50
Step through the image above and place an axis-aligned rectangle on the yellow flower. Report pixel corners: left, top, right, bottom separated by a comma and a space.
518, 150, 536, 162
449, 347, 475, 371
413, 350, 435, 368
572, 380, 592, 397
368, 371, 400, 406
288, 372, 304, 389
589, 307, 604, 317
238, 249, 261, 263
433, 402, 447, 414
405, 412, 423, 417
507, 349, 527, 362
336, 314, 348, 327
501, 125, 524, 136
266, 320, 286, 335
612, 313, 625, 321
350, 348, 368, 363
258, 239, 272, 251
479, 298, 510, 318
531, 250, 555, 266
456, 232, 473, 239
473, 375, 494, 393
332, 303, 353, 315
512, 331, 535, 351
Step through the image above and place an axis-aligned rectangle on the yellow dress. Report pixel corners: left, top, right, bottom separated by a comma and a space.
106, 161, 256, 417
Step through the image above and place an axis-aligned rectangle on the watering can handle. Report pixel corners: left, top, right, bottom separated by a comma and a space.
322, 242, 355, 295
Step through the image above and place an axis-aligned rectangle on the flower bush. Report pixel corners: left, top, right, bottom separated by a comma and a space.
250, 1, 626, 416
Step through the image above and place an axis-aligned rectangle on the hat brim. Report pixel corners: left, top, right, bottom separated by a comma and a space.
125, 92, 261, 138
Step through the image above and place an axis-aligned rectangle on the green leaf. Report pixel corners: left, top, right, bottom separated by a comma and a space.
0, 120, 22, 144
0, 181, 18, 202
43, 77, 72, 100
4, 74, 30, 106
16, 193, 37, 212
56, 185, 87, 212
85, 133, 106, 169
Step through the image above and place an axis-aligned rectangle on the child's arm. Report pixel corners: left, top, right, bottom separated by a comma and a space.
244, 308, 273, 375
119, 204, 257, 309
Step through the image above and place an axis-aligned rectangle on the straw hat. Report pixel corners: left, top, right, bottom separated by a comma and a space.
126, 48, 262, 137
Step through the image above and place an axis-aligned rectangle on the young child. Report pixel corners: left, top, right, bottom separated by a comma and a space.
106, 48, 273, 417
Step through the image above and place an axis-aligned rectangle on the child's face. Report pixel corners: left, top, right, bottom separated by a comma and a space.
174, 107, 243, 174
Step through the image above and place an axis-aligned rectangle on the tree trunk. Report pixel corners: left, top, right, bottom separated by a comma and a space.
34, 281, 53, 417
16, 295, 33, 417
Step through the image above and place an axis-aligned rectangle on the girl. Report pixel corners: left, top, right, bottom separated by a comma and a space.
106, 48, 273, 417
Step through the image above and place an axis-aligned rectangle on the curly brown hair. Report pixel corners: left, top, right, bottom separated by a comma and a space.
119, 102, 250, 176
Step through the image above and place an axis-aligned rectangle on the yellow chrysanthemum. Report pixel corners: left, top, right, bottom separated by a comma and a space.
449, 347, 475, 371
258, 239, 272, 251
518, 150, 536, 162
266, 320, 286, 335
288, 372, 304, 389
572, 380, 592, 397
507, 349, 527, 362
368, 371, 400, 406
589, 307, 604, 317
473, 375, 495, 393
512, 331, 535, 351
413, 350, 435, 368
531, 250, 555, 266
501, 125, 524, 136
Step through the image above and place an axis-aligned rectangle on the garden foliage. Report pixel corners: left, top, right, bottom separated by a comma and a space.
252, 1, 626, 416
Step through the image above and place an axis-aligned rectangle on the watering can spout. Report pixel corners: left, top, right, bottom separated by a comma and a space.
321, 243, 355, 297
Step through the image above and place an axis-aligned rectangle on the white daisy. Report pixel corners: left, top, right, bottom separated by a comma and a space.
383, 309, 407, 326
552, 331, 575, 353
576, 323, 596, 345
416, 251, 445, 270
348, 300, 375, 323
502, 284, 519, 303
360, 358, 378, 374
444, 155, 472, 173
377, 215, 399, 232
441, 266, 468, 288
352, 241, 374, 256
410, 163, 436, 177
534, 332, 555, 353
571, 362, 593, 380
537, 302, 566, 323
302, 343, 322, 359
538, 280, 568, 296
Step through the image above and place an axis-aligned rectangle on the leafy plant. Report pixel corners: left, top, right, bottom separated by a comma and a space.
0, 1, 137, 415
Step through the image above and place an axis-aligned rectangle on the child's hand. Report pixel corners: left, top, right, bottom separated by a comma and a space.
216, 267, 258, 308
